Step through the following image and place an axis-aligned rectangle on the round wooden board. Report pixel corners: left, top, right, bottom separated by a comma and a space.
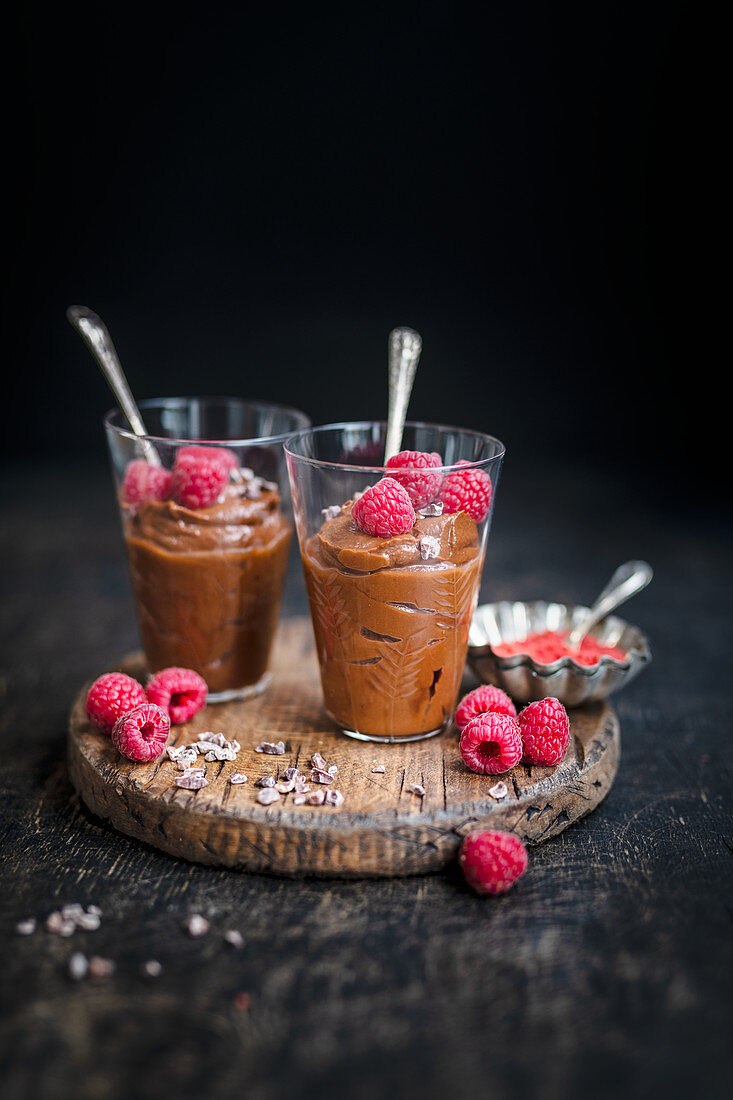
67, 617, 620, 878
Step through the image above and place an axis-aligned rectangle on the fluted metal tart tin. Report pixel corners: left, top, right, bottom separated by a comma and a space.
468, 600, 651, 707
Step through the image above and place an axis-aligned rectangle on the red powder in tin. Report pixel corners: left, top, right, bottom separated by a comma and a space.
493, 629, 628, 666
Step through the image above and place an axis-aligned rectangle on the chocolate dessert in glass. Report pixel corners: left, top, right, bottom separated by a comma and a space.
285, 422, 505, 741
105, 398, 310, 701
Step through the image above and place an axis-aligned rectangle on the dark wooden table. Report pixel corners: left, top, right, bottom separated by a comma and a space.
2, 456, 731, 1100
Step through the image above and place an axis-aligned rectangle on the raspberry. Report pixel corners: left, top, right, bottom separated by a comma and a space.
121, 460, 173, 506
351, 477, 416, 538
146, 666, 208, 724
459, 830, 528, 896
517, 696, 570, 766
171, 447, 230, 508
111, 702, 171, 762
455, 684, 517, 731
459, 712, 522, 775
439, 462, 493, 521
85, 672, 147, 735
385, 450, 443, 508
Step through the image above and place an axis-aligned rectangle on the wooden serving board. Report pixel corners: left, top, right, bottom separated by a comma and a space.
67, 617, 620, 878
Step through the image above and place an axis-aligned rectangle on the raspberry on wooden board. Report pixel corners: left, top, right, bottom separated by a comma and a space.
459, 712, 523, 775
85, 673, 147, 735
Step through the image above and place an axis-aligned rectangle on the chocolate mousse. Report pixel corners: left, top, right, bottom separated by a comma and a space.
302, 502, 483, 739
123, 477, 291, 695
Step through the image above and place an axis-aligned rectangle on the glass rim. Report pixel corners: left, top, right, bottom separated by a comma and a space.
284, 419, 506, 474
104, 396, 311, 448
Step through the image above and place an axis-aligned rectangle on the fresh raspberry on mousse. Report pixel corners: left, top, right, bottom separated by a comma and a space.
111, 702, 171, 763
459, 711, 523, 775
455, 684, 518, 731
146, 666, 208, 724
171, 447, 231, 509
439, 461, 493, 522
85, 672, 148, 735
351, 477, 416, 538
459, 830, 528, 896
385, 450, 443, 508
122, 460, 173, 506
517, 696, 570, 766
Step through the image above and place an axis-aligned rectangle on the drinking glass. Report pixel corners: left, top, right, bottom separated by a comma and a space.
285, 421, 505, 741
105, 397, 310, 701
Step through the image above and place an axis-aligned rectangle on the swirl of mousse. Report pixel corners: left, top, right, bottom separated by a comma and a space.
302, 499, 483, 739
124, 480, 286, 553
122, 471, 292, 694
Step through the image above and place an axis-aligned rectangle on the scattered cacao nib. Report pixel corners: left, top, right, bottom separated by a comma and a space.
311, 752, 328, 771
175, 772, 208, 790
142, 960, 163, 978
324, 789, 344, 807
46, 904, 103, 936
256, 787, 281, 805
167, 743, 192, 761
88, 956, 116, 980
488, 781, 508, 800
276, 775, 297, 794
185, 914, 210, 938
292, 794, 307, 805
328, 764, 338, 775
418, 501, 444, 517
74, 911, 101, 932
15, 918, 37, 936
305, 789, 326, 805
406, 783, 425, 797
311, 768, 333, 785
256, 741, 286, 755
419, 536, 441, 561
198, 731, 227, 748
255, 775, 276, 788
68, 952, 89, 981
371, 763, 386, 774
224, 930, 244, 949
196, 740, 226, 755
230, 773, 248, 785
175, 749, 200, 770
294, 774, 310, 794
45, 912, 76, 937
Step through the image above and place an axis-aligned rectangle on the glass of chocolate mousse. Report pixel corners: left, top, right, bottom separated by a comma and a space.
105, 398, 310, 701
285, 422, 505, 742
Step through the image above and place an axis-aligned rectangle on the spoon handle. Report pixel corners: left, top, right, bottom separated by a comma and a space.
568, 560, 654, 649
66, 305, 160, 465
384, 327, 422, 464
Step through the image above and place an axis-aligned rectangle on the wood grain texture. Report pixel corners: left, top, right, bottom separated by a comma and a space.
67, 618, 619, 876
3, 461, 732, 1100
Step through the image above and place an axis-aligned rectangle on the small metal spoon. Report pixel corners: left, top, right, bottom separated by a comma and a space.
567, 560, 654, 649
66, 305, 160, 465
383, 326, 422, 464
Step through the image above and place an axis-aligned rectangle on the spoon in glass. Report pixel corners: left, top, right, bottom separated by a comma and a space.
567, 560, 654, 650
383, 326, 422, 464
66, 304, 160, 465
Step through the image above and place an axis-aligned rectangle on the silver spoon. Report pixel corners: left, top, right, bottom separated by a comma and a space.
567, 560, 654, 649
66, 305, 160, 465
383, 326, 422, 464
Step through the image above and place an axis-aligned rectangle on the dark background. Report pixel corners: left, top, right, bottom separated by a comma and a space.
2, 0, 721, 496
2, 7, 732, 1099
